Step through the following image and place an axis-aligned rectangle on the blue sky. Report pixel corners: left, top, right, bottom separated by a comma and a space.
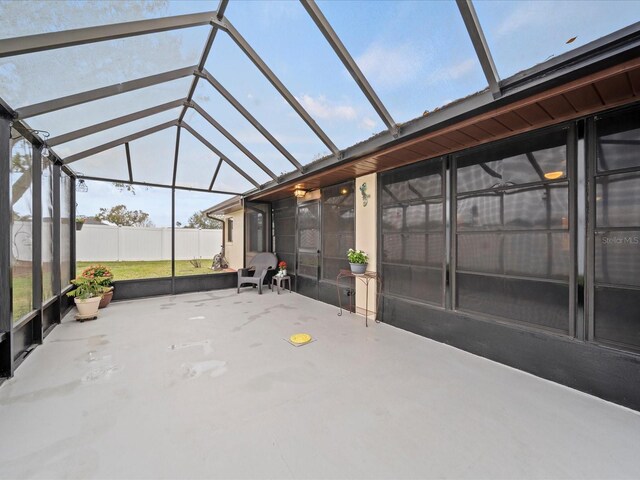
2, 0, 640, 227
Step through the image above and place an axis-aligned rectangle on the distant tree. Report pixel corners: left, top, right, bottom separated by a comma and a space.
185, 211, 223, 229
95, 204, 154, 227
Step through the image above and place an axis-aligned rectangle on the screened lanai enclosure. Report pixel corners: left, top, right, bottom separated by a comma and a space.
1, 0, 640, 417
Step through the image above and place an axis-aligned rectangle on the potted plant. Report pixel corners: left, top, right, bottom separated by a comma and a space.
347, 248, 368, 274
66, 276, 106, 316
75, 216, 86, 231
81, 264, 114, 308
277, 260, 287, 277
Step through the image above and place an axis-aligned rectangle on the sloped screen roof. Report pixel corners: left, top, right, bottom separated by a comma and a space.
1, 0, 639, 199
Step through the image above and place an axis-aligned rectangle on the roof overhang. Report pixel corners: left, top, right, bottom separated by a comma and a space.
205, 195, 243, 216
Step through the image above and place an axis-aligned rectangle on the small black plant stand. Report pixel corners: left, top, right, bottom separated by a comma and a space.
336, 269, 382, 327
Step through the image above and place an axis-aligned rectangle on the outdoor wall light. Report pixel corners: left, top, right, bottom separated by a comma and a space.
294, 188, 307, 198
12, 128, 51, 157
76, 178, 88, 193
544, 171, 564, 180
340, 187, 349, 195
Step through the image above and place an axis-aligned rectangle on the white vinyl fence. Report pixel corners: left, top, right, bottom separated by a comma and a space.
76, 224, 222, 262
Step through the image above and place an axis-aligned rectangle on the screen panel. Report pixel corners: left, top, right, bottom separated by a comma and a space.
593, 108, 640, 351
380, 158, 444, 306
454, 128, 570, 333
322, 182, 354, 281
10, 133, 34, 322
42, 158, 55, 302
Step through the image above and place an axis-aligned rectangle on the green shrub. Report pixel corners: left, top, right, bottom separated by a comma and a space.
347, 248, 368, 264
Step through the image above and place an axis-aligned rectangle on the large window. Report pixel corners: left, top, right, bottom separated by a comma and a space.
10, 132, 34, 322
227, 218, 233, 243
454, 129, 570, 332
42, 158, 55, 302
380, 159, 445, 306
593, 109, 640, 351
321, 182, 354, 281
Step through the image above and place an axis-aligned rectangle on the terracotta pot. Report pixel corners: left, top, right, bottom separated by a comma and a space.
349, 262, 368, 274
75, 296, 101, 316
99, 288, 114, 309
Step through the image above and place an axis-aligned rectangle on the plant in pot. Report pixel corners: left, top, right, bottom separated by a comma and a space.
277, 260, 287, 277
75, 216, 86, 231
347, 248, 368, 274
66, 276, 106, 317
81, 264, 114, 308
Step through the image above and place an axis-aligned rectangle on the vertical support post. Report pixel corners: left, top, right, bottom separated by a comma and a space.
69, 176, 76, 286
52, 165, 61, 297
52, 165, 61, 323
171, 187, 176, 294
567, 124, 577, 339
444, 156, 452, 310
0, 116, 13, 377
171, 126, 180, 295
575, 120, 587, 341
450, 155, 458, 310
585, 117, 597, 341
32, 146, 43, 344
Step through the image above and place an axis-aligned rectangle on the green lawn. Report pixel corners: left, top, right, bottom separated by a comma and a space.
77, 260, 230, 281
12, 273, 33, 322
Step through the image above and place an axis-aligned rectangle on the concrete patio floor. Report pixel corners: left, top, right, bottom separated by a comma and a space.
0, 289, 639, 479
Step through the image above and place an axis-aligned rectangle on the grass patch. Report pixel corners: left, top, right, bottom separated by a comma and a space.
76, 260, 228, 281
12, 272, 33, 322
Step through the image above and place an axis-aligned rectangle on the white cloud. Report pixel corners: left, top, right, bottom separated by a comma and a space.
494, 1, 559, 38
356, 42, 423, 89
360, 116, 377, 130
425, 58, 476, 85
297, 94, 357, 121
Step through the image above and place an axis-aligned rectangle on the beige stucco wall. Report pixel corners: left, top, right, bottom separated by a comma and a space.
354, 173, 377, 315
224, 207, 244, 270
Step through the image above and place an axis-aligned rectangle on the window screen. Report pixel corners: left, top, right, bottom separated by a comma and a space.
42, 158, 55, 302
455, 129, 570, 333
228, 218, 233, 243
10, 132, 34, 322
60, 172, 72, 287
321, 182, 355, 281
593, 108, 640, 351
273, 197, 296, 280
245, 202, 271, 264
380, 159, 444, 306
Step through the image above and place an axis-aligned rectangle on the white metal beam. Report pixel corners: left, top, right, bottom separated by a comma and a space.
300, 0, 398, 135
0, 12, 216, 58
212, 16, 340, 156
17, 66, 196, 119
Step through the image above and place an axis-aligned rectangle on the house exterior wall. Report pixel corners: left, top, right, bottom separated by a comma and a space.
224, 207, 244, 270
354, 173, 378, 316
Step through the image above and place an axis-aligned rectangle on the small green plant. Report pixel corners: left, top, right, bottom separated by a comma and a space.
66, 276, 107, 300
190, 257, 202, 268
347, 248, 368, 264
